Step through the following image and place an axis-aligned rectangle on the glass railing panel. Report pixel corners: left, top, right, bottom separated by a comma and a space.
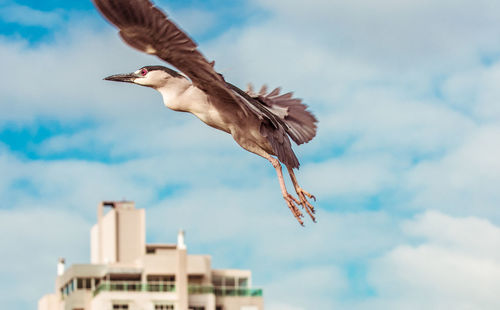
188, 285, 215, 294
93, 281, 176, 296
190, 285, 263, 297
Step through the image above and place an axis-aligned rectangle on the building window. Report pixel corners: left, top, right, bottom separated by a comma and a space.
188, 307, 204, 310
77, 278, 92, 290
62, 280, 75, 296
155, 305, 174, 310
112, 304, 129, 310
213, 276, 248, 288
212, 276, 223, 286
238, 278, 248, 288
188, 275, 203, 285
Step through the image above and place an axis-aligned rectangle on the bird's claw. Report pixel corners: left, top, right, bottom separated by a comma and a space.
301, 189, 316, 202
295, 187, 317, 222
284, 194, 305, 226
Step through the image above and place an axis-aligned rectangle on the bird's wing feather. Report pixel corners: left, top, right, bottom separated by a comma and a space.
247, 85, 318, 145
92, 0, 250, 114
228, 83, 301, 168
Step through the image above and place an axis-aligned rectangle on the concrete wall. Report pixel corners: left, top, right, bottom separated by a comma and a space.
187, 255, 211, 276
189, 294, 215, 310
140, 253, 178, 274
101, 210, 117, 263
92, 203, 146, 265
117, 208, 145, 263
62, 290, 92, 310
139, 252, 211, 279
38, 294, 59, 310
215, 297, 263, 310
176, 248, 188, 310
91, 291, 178, 310
90, 224, 99, 264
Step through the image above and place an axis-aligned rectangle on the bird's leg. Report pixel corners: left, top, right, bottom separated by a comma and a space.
287, 167, 317, 223
267, 156, 304, 226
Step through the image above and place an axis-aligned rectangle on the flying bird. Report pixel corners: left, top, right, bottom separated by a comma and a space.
93, 0, 318, 225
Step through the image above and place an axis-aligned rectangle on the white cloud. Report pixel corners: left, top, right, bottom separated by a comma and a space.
145, 186, 402, 310
442, 61, 500, 121
403, 211, 500, 260
167, 7, 217, 37
142, 170, 401, 263
301, 155, 398, 199
0, 148, 163, 216
363, 211, 500, 310
406, 125, 500, 218
265, 266, 347, 310
0, 207, 90, 309
0, 24, 162, 125
204, 24, 377, 107
252, 0, 500, 70
0, 4, 64, 28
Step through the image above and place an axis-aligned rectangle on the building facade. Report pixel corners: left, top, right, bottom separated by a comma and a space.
38, 201, 263, 310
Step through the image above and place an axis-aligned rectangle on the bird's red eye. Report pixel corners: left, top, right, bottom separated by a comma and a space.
140, 69, 148, 76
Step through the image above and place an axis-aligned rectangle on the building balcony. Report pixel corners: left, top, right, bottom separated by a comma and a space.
188, 285, 263, 297
93, 281, 176, 297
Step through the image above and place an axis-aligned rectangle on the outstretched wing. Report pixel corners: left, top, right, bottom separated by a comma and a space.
92, 0, 249, 114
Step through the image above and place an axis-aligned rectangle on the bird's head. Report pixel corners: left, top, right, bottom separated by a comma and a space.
104, 65, 185, 89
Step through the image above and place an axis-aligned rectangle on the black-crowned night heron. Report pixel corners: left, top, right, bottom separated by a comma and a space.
93, 0, 318, 225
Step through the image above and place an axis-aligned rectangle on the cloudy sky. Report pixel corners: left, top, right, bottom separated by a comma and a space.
1, 0, 500, 309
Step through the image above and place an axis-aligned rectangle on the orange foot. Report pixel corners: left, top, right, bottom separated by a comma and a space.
283, 194, 304, 226
295, 187, 317, 223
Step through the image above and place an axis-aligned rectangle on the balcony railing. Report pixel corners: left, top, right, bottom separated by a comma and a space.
188, 285, 214, 294
93, 281, 175, 297
93, 282, 262, 297
188, 285, 263, 297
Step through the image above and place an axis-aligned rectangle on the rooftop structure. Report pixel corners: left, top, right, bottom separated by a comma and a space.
38, 201, 263, 310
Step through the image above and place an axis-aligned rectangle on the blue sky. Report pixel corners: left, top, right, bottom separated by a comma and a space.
2, 0, 500, 309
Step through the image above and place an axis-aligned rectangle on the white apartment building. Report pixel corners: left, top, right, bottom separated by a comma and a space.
38, 201, 263, 310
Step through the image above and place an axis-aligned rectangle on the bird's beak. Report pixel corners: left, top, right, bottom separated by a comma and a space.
103, 72, 139, 83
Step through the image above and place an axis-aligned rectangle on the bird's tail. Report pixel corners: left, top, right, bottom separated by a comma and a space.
247, 84, 318, 145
